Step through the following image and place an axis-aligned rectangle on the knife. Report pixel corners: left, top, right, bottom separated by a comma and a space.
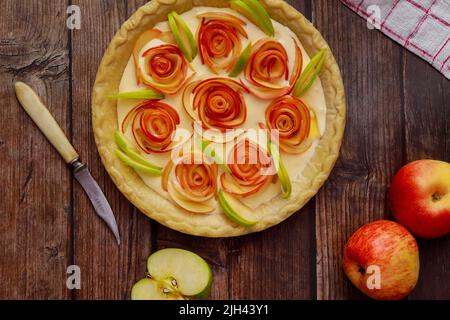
14, 81, 121, 245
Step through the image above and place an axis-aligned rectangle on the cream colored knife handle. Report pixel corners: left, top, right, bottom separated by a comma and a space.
15, 82, 79, 164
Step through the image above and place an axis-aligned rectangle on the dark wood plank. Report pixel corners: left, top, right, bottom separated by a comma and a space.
402, 54, 450, 300
0, 0, 72, 299
71, 0, 152, 299
225, 0, 315, 300
313, 1, 405, 299
228, 204, 316, 299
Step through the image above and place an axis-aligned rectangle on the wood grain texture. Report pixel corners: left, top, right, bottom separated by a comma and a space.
402, 53, 450, 300
0, 0, 71, 299
313, 0, 404, 299
71, 0, 152, 300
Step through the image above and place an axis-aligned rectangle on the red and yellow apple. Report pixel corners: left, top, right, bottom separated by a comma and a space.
343, 220, 419, 300
390, 160, 450, 239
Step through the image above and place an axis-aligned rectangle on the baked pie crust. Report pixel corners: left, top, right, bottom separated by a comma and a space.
92, 0, 346, 237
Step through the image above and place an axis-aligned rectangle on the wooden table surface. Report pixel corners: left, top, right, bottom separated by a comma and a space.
0, 0, 448, 300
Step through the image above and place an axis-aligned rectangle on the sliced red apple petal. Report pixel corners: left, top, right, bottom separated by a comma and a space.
133, 29, 174, 85
268, 141, 292, 199
168, 11, 197, 62
220, 173, 265, 197
218, 189, 258, 227
161, 160, 174, 192
172, 178, 214, 203
194, 123, 246, 144
167, 181, 215, 214
309, 109, 321, 139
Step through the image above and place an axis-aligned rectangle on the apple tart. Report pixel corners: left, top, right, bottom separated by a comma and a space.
92, 0, 346, 237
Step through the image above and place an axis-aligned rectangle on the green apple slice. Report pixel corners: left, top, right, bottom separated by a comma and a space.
147, 248, 213, 300
115, 150, 163, 176
109, 90, 164, 100
230, 0, 274, 37
229, 43, 252, 77
168, 11, 197, 62
131, 278, 183, 300
218, 189, 258, 227
293, 49, 327, 97
115, 131, 163, 171
200, 138, 231, 173
269, 141, 292, 199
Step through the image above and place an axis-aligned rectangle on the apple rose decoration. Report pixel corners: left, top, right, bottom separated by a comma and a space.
162, 152, 218, 213
261, 95, 312, 154
133, 28, 191, 95
121, 100, 181, 154
221, 139, 275, 197
197, 12, 248, 74
183, 78, 248, 133
243, 38, 303, 99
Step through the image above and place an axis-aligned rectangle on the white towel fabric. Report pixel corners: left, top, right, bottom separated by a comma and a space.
341, 0, 450, 79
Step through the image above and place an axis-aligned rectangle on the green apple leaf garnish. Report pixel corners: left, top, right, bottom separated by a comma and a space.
293, 48, 327, 97
269, 140, 292, 199
115, 149, 163, 176
200, 139, 231, 173
229, 43, 252, 77
133, 248, 213, 300
114, 131, 162, 171
168, 11, 197, 62
109, 90, 164, 100
218, 189, 258, 227
230, 0, 275, 37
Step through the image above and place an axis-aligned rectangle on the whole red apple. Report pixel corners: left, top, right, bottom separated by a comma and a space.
390, 160, 450, 239
343, 220, 419, 300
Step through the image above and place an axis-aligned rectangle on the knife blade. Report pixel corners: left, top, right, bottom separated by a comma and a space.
14, 81, 121, 245
72, 160, 121, 244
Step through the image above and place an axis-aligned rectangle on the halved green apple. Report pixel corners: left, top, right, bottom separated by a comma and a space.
218, 189, 258, 227
131, 248, 213, 300
268, 141, 292, 199
115, 131, 162, 171
115, 150, 163, 176
229, 43, 252, 77
230, 0, 275, 37
168, 11, 197, 62
131, 278, 183, 300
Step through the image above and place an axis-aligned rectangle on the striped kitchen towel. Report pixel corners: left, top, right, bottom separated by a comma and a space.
341, 0, 450, 79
